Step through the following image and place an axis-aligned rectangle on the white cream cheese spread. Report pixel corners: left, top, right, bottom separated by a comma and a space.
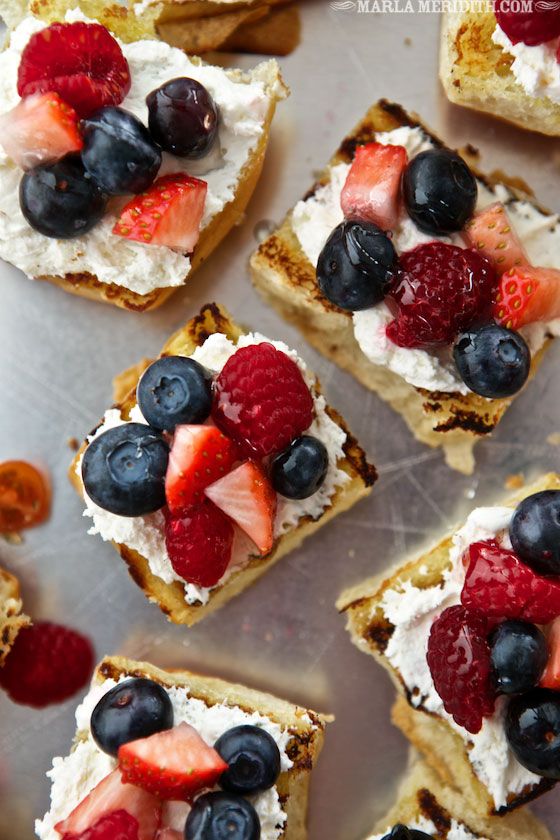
492, 26, 560, 105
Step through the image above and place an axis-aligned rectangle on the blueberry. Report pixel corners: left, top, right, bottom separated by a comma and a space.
137, 356, 213, 431
184, 792, 260, 840
146, 77, 219, 159
215, 725, 281, 795
505, 688, 560, 778
270, 436, 328, 500
20, 154, 107, 238
381, 827, 434, 840
403, 148, 477, 235
91, 677, 173, 757
81, 423, 169, 516
316, 220, 397, 311
453, 323, 530, 399
81, 107, 162, 195
510, 491, 560, 575
490, 621, 547, 695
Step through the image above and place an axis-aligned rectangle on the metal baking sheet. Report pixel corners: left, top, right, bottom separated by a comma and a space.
2, 2, 560, 838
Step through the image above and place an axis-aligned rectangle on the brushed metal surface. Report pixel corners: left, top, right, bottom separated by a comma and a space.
1, 2, 560, 838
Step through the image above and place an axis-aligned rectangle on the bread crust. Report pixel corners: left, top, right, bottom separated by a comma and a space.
0, 566, 30, 666
69, 303, 376, 625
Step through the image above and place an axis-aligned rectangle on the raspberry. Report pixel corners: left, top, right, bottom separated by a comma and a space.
64, 810, 139, 840
165, 500, 234, 588
495, 6, 560, 47
462, 540, 560, 626
427, 605, 495, 734
0, 621, 94, 708
212, 343, 314, 458
386, 243, 496, 348
17, 22, 131, 119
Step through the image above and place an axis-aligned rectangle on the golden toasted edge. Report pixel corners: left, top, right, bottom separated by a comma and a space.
0, 566, 30, 666
69, 303, 376, 625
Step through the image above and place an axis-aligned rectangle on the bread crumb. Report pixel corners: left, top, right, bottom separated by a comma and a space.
504, 473, 525, 490
547, 432, 560, 446
67, 437, 79, 452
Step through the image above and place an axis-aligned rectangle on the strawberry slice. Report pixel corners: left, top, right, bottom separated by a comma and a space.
165, 425, 239, 514
62, 810, 139, 840
464, 203, 528, 274
494, 265, 560, 330
205, 460, 277, 554
118, 722, 228, 802
0, 93, 82, 170
55, 769, 161, 840
340, 142, 407, 231
541, 617, 560, 690
113, 174, 207, 251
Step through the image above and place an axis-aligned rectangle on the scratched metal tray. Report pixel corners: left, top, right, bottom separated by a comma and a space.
2, 3, 560, 838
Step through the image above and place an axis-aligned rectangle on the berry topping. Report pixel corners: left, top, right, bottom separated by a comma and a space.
118, 721, 228, 801
62, 809, 139, 840
165, 500, 234, 587
55, 769, 161, 840
165, 425, 239, 513
17, 22, 131, 119
212, 343, 314, 458
505, 689, 560, 778
0, 459, 50, 533
464, 203, 527, 274
386, 243, 496, 348
316, 220, 397, 311
0, 621, 93, 708
340, 142, 407, 231
453, 323, 530, 399
270, 435, 329, 500
215, 725, 281, 795
113, 173, 207, 251
146, 77, 219, 159
81, 423, 169, 517
137, 356, 213, 432
81, 107, 161, 196
381, 828, 434, 840
402, 148, 477, 235
185, 792, 260, 840
462, 540, 560, 626
427, 605, 495, 734
541, 617, 560, 690
0, 92, 82, 170
20, 154, 107, 239
495, 6, 560, 46
510, 490, 560, 576
490, 620, 547, 696
494, 265, 560, 330
157, 830, 182, 840
205, 461, 277, 555
91, 677, 174, 757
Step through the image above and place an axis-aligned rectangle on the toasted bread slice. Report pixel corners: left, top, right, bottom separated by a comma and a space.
70, 303, 376, 626
338, 474, 560, 816
250, 99, 553, 475
0, 566, 30, 666
440, 12, 560, 137
37, 655, 331, 840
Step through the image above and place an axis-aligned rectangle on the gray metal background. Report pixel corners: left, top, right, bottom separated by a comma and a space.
1, 2, 560, 837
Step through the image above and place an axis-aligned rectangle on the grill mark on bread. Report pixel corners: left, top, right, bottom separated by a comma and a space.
417, 788, 452, 836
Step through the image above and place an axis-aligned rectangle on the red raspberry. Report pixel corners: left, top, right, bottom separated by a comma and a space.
427, 605, 495, 734
386, 243, 496, 348
17, 22, 131, 119
165, 500, 234, 588
462, 539, 560, 625
64, 810, 139, 840
495, 6, 560, 47
0, 621, 94, 708
212, 343, 314, 458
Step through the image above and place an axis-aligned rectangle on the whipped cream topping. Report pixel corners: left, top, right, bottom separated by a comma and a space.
377, 504, 541, 809
292, 124, 560, 394
0, 11, 281, 295
492, 26, 560, 104
78, 332, 350, 606
369, 815, 480, 840
35, 675, 295, 840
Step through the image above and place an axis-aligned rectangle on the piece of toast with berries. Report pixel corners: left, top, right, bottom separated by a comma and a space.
0, 9, 287, 312
69, 303, 376, 626
0, 566, 30, 666
36, 654, 330, 840
338, 473, 560, 817
251, 99, 559, 475
440, 11, 560, 137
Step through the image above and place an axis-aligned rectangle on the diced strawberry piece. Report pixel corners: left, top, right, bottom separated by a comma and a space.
165, 500, 234, 588
0, 93, 82, 170
205, 460, 277, 554
464, 203, 528, 275
341, 142, 407, 231
113, 174, 207, 251
55, 769, 161, 840
119, 722, 228, 802
62, 810, 139, 840
494, 265, 560, 330
541, 617, 560, 691
165, 425, 239, 514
